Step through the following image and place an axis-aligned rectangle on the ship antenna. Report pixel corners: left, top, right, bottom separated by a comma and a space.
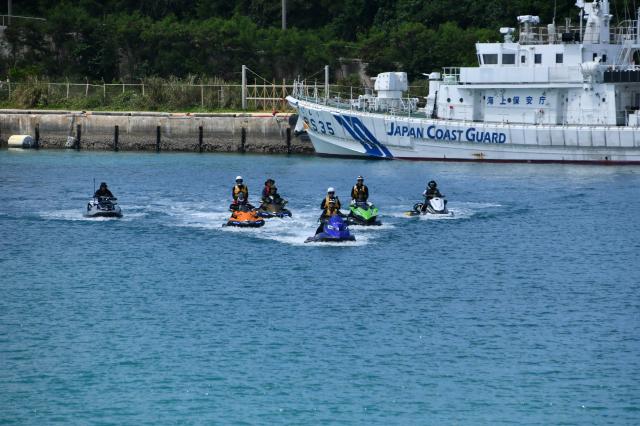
93, 178, 95, 195
553, 0, 557, 24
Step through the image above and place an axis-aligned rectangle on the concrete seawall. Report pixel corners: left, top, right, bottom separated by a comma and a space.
0, 110, 313, 154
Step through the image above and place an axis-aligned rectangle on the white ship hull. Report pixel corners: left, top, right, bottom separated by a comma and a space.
289, 97, 640, 164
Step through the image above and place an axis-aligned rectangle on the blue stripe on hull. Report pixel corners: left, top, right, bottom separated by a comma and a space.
333, 114, 393, 158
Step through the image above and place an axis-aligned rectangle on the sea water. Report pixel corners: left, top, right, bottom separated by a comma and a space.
1, 150, 639, 424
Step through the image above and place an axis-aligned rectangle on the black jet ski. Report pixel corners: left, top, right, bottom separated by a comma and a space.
257, 197, 292, 218
85, 197, 123, 218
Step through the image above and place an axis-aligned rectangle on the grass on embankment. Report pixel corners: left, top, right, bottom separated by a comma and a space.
0, 76, 293, 113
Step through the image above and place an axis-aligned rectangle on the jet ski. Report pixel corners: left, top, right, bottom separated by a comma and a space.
229, 202, 255, 212
224, 205, 265, 227
348, 201, 381, 226
405, 197, 453, 217
305, 215, 355, 243
256, 197, 292, 218
85, 197, 122, 218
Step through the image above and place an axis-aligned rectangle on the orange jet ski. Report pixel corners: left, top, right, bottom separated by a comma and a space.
224, 208, 265, 228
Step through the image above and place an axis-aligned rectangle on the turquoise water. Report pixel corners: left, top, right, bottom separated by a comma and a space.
1, 150, 639, 424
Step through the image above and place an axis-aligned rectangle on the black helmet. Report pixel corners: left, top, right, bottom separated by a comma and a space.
428, 180, 437, 189
100, 182, 107, 188
356, 175, 364, 181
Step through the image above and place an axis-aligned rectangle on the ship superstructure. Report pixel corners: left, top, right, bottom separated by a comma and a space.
287, 0, 640, 163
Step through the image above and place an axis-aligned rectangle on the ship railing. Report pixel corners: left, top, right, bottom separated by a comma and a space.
611, 20, 639, 44
295, 93, 422, 117
442, 68, 460, 85
518, 25, 586, 44
292, 79, 427, 117
517, 20, 639, 45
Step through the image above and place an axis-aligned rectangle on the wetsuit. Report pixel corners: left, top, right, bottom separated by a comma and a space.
423, 187, 442, 200
94, 188, 114, 198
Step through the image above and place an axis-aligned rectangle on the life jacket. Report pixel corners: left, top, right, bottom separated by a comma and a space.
352, 184, 367, 201
324, 195, 340, 215
233, 184, 248, 200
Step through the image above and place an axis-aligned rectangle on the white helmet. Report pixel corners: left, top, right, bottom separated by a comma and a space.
327, 187, 335, 193
236, 175, 243, 181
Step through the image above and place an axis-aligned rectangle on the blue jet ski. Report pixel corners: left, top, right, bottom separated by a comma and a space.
305, 215, 356, 243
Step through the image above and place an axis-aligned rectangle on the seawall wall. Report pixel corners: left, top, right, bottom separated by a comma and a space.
0, 110, 312, 154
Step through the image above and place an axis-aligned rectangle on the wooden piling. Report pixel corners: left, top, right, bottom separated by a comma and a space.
76, 124, 81, 150
35, 123, 40, 149
156, 126, 161, 152
114, 125, 119, 152
286, 127, 291, 154
240, 127, 246, 153
198, 125, 203, 153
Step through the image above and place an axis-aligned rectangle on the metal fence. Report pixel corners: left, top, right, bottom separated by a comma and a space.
0, 14, 46, 26
0, 80, 299, 111
0, 79, 429, 111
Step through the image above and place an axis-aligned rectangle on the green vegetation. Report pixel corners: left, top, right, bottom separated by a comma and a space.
0, 76, 245, 111
1, 0, 632, 110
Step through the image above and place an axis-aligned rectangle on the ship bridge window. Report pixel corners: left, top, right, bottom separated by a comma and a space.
556, 53, 563, 64
534, 54, 542, 64
602, 54, 607, 63
521, 55, 526, 64
482, 54, 498, 65
502, 54, 515, 65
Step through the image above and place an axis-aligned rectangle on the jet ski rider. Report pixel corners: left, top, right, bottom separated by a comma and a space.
321, 187, 342, 217
317, 187, 342, 234
94, 182, 114, 198
351, 175, 369, 204
262, 178, 275, 202
264, 185, 284, 205
421, 180, 444, 212
232, 176, 249, 206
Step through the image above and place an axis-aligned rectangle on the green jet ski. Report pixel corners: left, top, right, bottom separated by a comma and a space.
347, 201, 381, 226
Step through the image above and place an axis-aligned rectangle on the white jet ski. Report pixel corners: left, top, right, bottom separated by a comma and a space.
405, 197, 453, 217
85, 197, 122, 218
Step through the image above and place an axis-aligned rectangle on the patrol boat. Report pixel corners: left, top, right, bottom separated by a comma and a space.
287, 0, 640, 164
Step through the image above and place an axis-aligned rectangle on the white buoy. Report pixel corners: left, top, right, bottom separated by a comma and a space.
7, 135, 35, 148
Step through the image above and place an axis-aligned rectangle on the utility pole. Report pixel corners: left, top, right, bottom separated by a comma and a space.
241, 64, 247, 110
282, 0, 287, 30
324, 65, 329, 100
